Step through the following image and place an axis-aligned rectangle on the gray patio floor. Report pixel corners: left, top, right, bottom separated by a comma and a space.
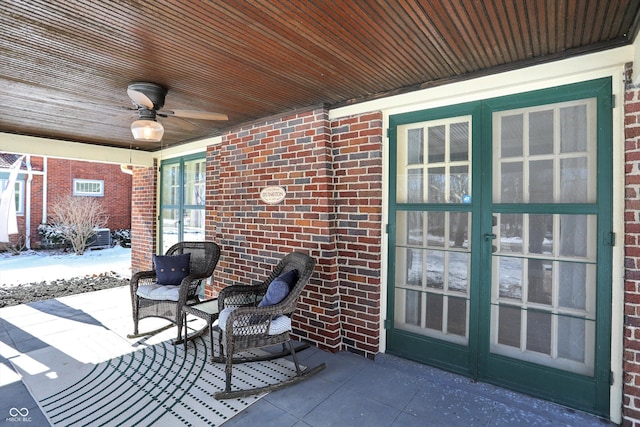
226, 346, 613, 427
0, 287, 614, 427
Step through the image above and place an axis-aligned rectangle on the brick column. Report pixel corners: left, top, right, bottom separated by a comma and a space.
624, 64, 640, 426
331, 112, 384, 359
131, 163, 157, 273
205, 107, 342, 352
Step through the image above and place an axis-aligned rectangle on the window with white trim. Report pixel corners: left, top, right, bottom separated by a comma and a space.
73, 179, 104, 197
0, 179, 24, 215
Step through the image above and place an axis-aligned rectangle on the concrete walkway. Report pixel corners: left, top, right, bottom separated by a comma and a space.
0, 287, 614, 426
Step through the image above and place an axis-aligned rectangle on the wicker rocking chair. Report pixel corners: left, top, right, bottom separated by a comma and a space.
213, 251, 326, 399
129, 241, 221, 342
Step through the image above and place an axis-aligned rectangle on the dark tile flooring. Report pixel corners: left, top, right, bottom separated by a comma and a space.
0, 294, 615, 427
225, 347, 614, 427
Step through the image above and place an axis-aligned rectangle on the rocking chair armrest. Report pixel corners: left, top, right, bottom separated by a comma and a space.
218, 284, 265, 311
176, 274, 204, 303
224, 305, 283, 335
130, 270, 157, 293
129, 271, 157, 314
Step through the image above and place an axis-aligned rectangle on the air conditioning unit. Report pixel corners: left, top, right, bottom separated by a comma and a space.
87, 228, 111, 250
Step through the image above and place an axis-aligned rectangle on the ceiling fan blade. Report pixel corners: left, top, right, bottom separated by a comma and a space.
164, 116, 199, 131
127, 88, 155, 109
163, 109, 228, 121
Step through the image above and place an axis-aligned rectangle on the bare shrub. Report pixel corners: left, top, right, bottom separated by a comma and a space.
50, 195, 108, 255
0, 234, 26, 254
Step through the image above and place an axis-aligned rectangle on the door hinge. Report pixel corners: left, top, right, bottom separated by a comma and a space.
604, 232, 615, 246
384, 319, 392, 329
386, 128, 390, 138
385, 224, 390, 234
600, 368, 614, 385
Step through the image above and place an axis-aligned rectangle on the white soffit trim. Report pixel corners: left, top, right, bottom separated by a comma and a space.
0, 132, 222, 167
330, 46, 633, 119
633, 32, 640, 85
154, 135, 222, 162
0, 132, 154, 167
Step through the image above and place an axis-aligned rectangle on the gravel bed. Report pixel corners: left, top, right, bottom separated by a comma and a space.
0, 273, 129, 308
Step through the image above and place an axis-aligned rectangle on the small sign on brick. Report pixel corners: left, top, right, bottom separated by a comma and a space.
260, 186, 286, 205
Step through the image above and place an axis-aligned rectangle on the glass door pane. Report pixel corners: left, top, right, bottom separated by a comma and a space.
161, 163, 181, 253
398, 119, 471, 204
490, 213, 597, 375
161, 207, 180, 253
490, 98, 598, 376
160, 156, 206, 253
183, 158, 206, 242
493, 101, 597, 204
162, 164, 180, 206
395, 116, 472, 347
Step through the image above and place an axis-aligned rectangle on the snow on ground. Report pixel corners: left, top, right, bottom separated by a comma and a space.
0, 246, 131, 287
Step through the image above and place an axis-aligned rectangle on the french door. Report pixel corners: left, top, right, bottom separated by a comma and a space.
386, 78, 613, 416
159, 154, 206, 253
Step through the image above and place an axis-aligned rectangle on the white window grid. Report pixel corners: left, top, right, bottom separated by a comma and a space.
73, 179, 104, 197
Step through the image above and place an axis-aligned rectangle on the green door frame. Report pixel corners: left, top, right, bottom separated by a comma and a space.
386, 77, 613, 416
477, 77, 613, 416
159, 152, 206, 252
387, 100, 483, 377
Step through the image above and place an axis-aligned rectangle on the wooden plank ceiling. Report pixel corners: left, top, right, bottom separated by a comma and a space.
0, 0, 638, 152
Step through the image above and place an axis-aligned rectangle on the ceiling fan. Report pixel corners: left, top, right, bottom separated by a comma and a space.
127, 82, 228, 142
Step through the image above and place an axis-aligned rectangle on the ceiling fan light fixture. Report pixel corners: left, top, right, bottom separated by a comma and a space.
131, 119, 164, 142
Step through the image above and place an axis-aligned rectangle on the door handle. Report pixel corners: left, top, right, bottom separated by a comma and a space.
484, 233, 496, 241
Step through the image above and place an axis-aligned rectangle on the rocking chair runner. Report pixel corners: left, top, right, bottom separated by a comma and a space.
129, 241, 221, 341
213, 251, 326, 399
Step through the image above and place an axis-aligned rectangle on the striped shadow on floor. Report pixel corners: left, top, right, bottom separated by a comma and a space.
34, 336, 299, 427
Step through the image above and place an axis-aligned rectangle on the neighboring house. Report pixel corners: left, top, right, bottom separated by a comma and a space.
0, 153, 131, 249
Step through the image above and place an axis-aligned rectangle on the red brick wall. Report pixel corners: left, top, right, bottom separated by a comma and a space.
331, 112, 384, 358
203, 141, 220, 299
131, 164, 156, 273
131, 107, 384, 356
45, 158, 131, 231
199, 107, 383, 356
206, 107, 342, 352
625, 75, 640, 426
8, 156, 131, 248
